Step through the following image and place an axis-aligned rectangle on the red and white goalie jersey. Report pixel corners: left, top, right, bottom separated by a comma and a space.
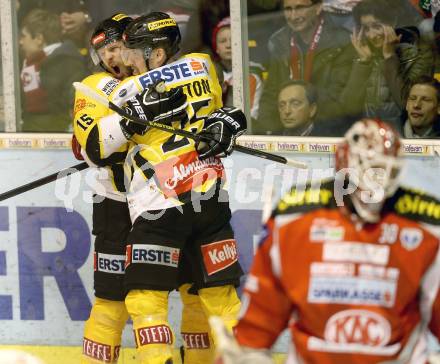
235, 179, 440, 364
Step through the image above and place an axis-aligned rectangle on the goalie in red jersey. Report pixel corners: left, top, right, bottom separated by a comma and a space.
214, 118, 440, 364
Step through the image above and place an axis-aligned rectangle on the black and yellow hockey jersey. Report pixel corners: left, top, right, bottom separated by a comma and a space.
73, 72, 130, 201
108, 53, 224, 221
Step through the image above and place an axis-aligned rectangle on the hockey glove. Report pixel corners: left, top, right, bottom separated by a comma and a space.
196, 107, 247, 160
120, 80, 188, 137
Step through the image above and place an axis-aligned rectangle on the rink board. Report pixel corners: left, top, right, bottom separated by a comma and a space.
0, 142, 439, 359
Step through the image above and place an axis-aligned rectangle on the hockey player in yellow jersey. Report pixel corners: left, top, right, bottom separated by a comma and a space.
74, 12, 195, 363
91, 12, 247, 364
72, 14, 133, 364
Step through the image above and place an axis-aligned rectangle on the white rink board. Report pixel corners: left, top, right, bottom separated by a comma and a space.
0, 148, 439, 352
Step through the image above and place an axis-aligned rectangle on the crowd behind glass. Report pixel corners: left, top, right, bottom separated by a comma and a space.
2, 0, 440, 138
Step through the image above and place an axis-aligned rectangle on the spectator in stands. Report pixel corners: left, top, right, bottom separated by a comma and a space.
201, 0, 229, 54
19, 1, 209, 65
276, 80, 317, 135
274, 79, 344, 135
201, 0, 283, 56
324, 0, 423, 29
18, 0, 93, 57
403, 76, 440, 138
254, 0, 356, 135
59, 5, 92, 56
212, 17, 264, 120
340, 0, 434, 132
247, 1, 285, 67
19, 9, 88, 131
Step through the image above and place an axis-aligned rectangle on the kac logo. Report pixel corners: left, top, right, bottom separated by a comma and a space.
324, 309, 391, 347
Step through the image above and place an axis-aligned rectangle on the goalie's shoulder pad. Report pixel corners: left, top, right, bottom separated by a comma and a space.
205, 106, 247, 135
386, 186, 440, 226
274, 178, 338, 217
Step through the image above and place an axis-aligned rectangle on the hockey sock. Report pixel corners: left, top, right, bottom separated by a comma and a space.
125, 289, 174, 364
81, 297, 129, 363
197, 284, 241, 362
198, 284, 241, 332
179, 284, 215, 364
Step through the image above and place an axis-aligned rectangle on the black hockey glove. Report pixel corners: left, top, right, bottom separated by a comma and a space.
196, 106, 247, 160
120, 81, 188, 137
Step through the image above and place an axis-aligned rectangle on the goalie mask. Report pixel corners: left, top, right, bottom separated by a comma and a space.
335, 119, 403, 223
90, 13, 133, 78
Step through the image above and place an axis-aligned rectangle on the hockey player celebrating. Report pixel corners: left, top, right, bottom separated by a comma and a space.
73, 13, 188, 364
93, 11, 247, 364
215, 119, 440, 363
73, 13, 133, 364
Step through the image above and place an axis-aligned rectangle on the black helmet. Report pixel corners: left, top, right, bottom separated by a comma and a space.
122, 12, 181, 60
90, 13, 133, 66
91, 13, 133, 50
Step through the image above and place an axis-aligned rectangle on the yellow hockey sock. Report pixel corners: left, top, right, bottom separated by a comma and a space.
125, 289, 174, 364
81, 298, 128, 363
179, 284, 215, 364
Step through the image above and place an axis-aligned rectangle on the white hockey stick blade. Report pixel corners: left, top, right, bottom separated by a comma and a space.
73, 82, 109, 108
285, 158, 308, 169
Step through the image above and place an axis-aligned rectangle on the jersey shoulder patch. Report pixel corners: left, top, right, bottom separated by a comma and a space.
81, 72, 120, 97
181, 53, 215, 76
274, 178, 337, 217
388, 186, 440, 225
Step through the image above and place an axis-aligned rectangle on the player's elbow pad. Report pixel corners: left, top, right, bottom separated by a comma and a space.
85, 127, 108, 167
85, 127, 127, 167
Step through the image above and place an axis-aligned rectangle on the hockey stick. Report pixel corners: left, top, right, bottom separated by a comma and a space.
0, 161, 88, 202
73, 82, 307, 169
